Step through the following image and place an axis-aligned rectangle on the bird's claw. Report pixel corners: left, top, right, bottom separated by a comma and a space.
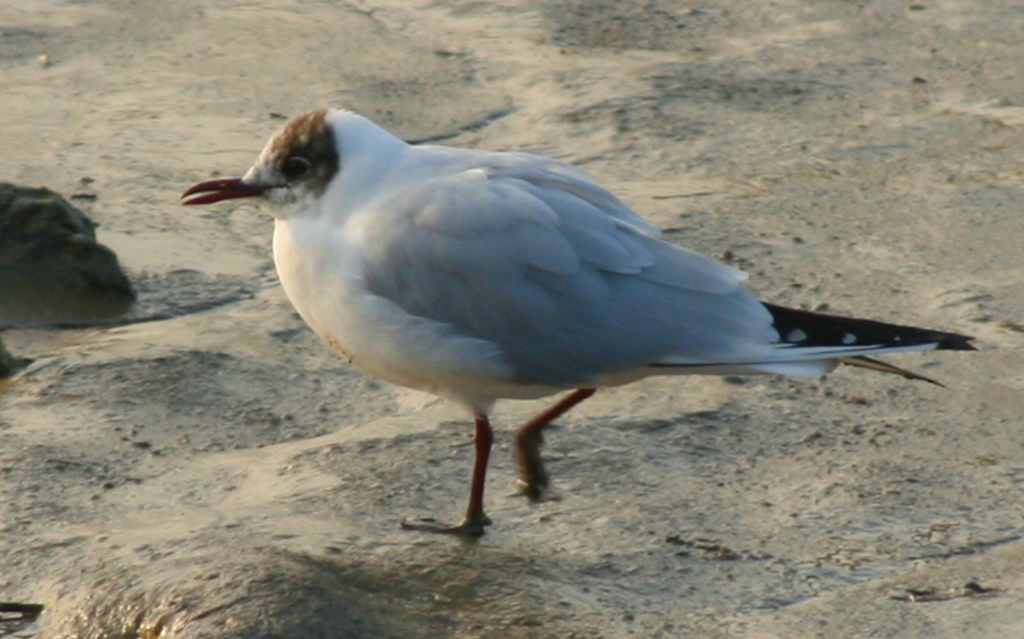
399, 514, 492, 537
513, 477, 561, 502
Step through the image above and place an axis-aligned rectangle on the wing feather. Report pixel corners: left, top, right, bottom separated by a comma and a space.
354, 151, 778, 386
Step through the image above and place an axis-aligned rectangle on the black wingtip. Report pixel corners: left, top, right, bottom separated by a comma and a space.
764, 303, 977, 352
934, 332, 977, 352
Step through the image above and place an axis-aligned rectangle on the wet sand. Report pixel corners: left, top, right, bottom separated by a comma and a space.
2, 1, 1023, 637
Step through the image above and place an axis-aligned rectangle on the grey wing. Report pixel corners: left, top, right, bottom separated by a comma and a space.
356, 164, 781, 387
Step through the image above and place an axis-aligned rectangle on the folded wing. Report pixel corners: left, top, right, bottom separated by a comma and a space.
355, 153, 784, 386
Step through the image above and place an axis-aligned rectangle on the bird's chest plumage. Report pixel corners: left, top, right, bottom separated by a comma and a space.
273, 219, 368, 363
271, 218, 520, 407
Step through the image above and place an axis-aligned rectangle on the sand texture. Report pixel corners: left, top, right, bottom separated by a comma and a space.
2, 1, 1023, 637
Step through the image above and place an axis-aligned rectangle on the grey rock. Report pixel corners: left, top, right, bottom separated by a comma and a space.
0, 335, 28, 376
41, 548, 434, 639
0, 182, 135, 327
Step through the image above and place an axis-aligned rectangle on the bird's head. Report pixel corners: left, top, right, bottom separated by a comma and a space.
182, 109, 339, 218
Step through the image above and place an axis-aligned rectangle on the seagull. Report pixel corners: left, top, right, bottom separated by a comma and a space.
183, 108, 975, 536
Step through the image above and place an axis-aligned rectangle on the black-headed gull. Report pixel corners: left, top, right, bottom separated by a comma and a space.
183, 109, 975, 536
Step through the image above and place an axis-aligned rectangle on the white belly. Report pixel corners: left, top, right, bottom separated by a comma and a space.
272, 219, 546, 411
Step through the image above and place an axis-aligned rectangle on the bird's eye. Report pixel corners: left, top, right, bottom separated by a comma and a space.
281, 156, 312, 180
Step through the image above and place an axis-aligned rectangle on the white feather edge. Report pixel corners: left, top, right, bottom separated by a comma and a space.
653, 341, 940, 368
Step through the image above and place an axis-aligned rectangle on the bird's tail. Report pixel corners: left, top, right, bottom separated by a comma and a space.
651, 303, 975, 384
758, 303, 975, 384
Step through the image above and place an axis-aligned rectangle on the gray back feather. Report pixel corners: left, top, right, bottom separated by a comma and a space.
356, 148, 779, 386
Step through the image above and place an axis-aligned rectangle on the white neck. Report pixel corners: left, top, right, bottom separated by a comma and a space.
323, 110, 407, 216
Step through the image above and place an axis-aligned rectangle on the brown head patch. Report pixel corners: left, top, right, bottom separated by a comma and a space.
269, 109, 340, 195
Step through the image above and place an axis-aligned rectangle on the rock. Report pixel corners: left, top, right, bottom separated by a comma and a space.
0, 336, 28, 377
41, 547, 434, 638
0, 182, 135, 326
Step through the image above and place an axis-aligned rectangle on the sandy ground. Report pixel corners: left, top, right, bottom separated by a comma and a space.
2, 1, 1023, 637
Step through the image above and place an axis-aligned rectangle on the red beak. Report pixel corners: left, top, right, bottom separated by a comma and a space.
181, 177, 267, 205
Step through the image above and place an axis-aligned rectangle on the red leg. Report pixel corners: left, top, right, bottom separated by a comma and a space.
516, 388, 596, 500
464, 415, 494, 525
401, 414, 494, 537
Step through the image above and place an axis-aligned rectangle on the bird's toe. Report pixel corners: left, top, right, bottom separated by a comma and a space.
399, 514, 490, 537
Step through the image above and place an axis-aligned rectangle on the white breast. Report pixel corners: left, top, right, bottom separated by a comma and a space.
272, 217, 534, 412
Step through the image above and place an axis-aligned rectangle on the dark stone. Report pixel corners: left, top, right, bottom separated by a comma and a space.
0, 182, 135, 326
0, 336, 29, 377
